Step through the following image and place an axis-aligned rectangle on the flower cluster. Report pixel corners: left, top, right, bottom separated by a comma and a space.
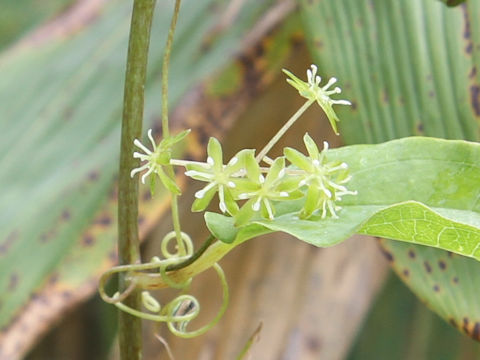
283, 64, 351, 135
131, 131, 357, 224
131, 129, 190, 194
284, 133, 357, 219
130, 66, 356, 225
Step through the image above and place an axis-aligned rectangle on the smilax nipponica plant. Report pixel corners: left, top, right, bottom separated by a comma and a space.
98, 0, 355, 349
99, 1, 480, 357
99, 61, 356, 339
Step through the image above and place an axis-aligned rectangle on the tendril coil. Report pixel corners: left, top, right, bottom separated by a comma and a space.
98, 231, 229, 338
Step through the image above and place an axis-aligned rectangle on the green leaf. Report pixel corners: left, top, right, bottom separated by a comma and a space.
0, 0, 285, 354
206, 137, 480, 260
299, 0, 480, 341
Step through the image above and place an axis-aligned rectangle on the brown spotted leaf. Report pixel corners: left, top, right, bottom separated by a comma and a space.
300, 0, 480, 342
0, 0, 291, 358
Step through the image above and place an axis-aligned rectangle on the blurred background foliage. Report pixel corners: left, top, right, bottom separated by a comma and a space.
0, 0, 73, 49
0, 0, 479, 359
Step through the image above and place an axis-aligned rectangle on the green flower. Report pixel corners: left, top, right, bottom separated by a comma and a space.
284, 133, 357, 219
184, 137, 253, 215
283, 65, 351, 135
131, 128, 190, 194
234, 156, 302, 226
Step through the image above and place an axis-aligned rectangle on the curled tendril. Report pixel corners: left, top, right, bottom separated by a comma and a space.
98, 231, 229, 338
113, 263, 229, 338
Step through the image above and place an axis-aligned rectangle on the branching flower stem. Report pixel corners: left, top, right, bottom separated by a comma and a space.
162, 0, 186, 256
255, 99, 314, 163
118, 0, 156, 359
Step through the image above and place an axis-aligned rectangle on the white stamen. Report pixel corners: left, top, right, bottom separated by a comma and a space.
207, 156, 214, 166
219, 186, 226, 213
185, 170, 214, 179
133, 139, 152, 154
147, 129, 156, 148
238, 193, 249, 200
259, 175, 265, 184
227, 181, 236, 188
195, 182, 216, 199
312, 159, 320, 167
133, 152, 149, 160
278, 169, 285, 179
327, 181, 348, 192
327, 163, 349, 173
141, 166, 155, 184
338, 175, 352, 184
252, 198, 261, 211
228, 157, 238, 166
130, 163, 149, 178
323, 141, 329, 151
331, 99, 352, 106
195, 190, 205, 199
299, 179, 307, 187
264, 199, 274, 220
322, 77, 337, 90
327, 201, 339, 218
280, 191, 289, 197
307, 69, 313, 84
321, 201, 327, 219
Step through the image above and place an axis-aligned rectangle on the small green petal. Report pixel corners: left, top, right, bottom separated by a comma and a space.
224, 189, 239, 216
191, 186, 217, 212
284, 147, 312, 171
207, 137, 223, 168
303, 133, 320, 160
234, 198, 257, 226
169, 128, 191, 144
231, 178, 260, 198
316, 99, 340, 135
282, 69, 306, 88
277, 176, 303, 192
302, 184, 320, 219
157, 168, 181, 195
265, 157, 285, 184
244, 152, 261, 182
260, 199, 275, 220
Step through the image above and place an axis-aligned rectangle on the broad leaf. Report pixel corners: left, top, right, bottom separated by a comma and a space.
206, 137, 480, 260
299, 0, 480, 342
0, 0, 288, 357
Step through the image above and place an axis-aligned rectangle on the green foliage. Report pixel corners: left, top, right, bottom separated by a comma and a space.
0, 0, 73, 49
0, 0, 278, 337
299, 0, 480, 341
206, 137, 480, 260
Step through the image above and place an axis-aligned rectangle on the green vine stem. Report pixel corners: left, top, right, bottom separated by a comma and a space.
161, 0, 186, 256
132, 239, 239, 290
118, 0, 156, 358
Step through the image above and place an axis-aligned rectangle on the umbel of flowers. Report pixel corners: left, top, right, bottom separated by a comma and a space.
131, 65, 356, 224
111, 65, 356, 338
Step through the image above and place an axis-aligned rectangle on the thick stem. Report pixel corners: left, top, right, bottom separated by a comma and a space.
118, 0, 156, 359
255, 99, 314, 163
